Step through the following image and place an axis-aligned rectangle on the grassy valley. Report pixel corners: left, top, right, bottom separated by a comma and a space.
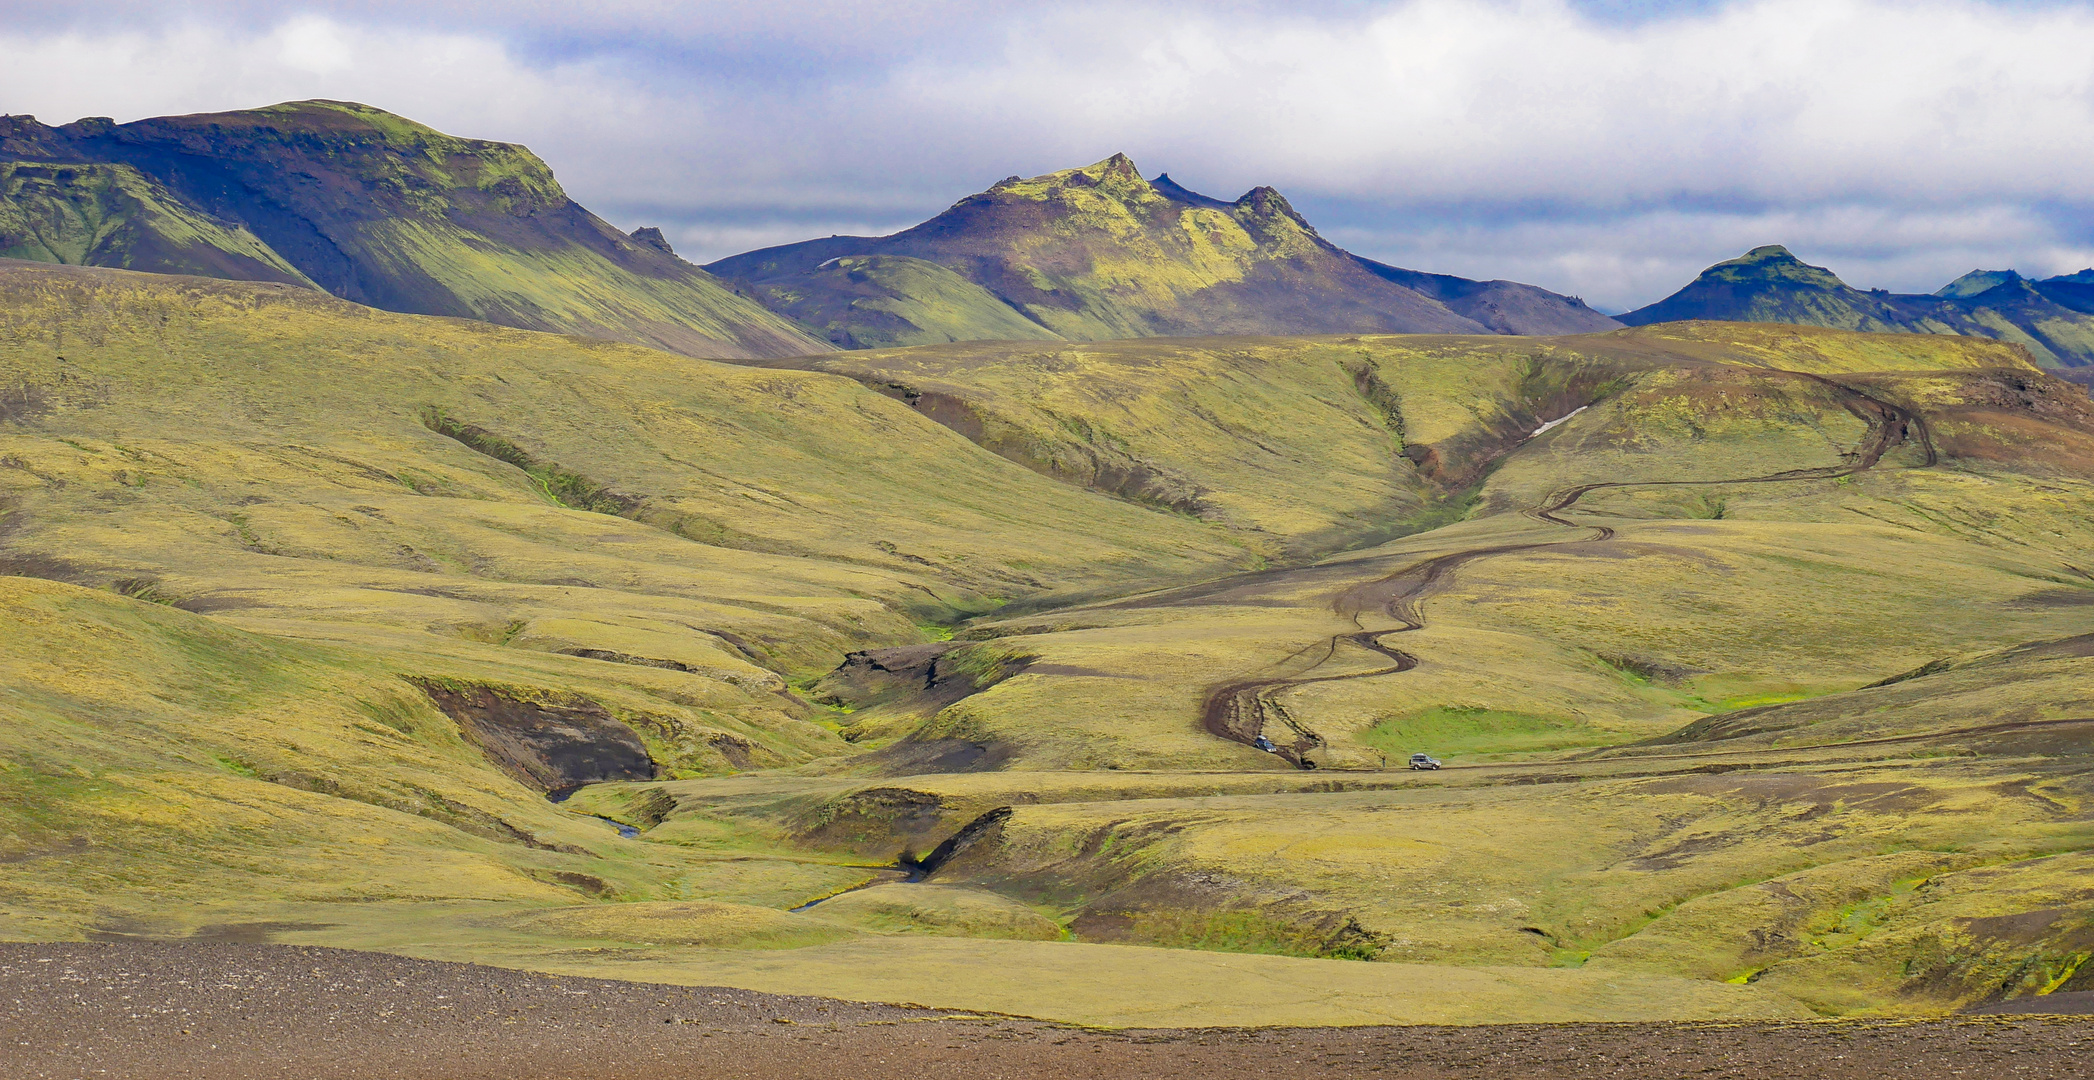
1, 257, 2090, 1026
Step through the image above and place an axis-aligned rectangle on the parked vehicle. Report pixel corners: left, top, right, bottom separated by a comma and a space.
1408, 752, 1442, 770
1253, 736, 1279, 752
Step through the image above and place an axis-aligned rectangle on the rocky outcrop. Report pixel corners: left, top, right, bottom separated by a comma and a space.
414, 682, 656, 794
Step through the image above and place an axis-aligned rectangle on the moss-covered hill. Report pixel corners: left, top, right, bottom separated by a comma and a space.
0, 101, 827, 360
706, 155, 1620, 349
4, 261, 2090, 1022
1623, 245, 2094, 368
1, 162, 316, 287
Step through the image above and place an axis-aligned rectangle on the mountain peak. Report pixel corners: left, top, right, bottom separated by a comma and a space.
1099, 152, 1140, 178
1698, 245, 1849, 291
629, 226, 676, 257
1620, 246, 2094, 365
1936, 269, 2024, 299
167, 100, 449, 145
1067, 152, 1145, 190
985, 154, 1152, 204
1620, 245, 1865, 327
1234, 185, 1315, 234
704, 154, 1620, 346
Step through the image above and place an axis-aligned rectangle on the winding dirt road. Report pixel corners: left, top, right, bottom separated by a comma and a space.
1202, 379, 1935, 767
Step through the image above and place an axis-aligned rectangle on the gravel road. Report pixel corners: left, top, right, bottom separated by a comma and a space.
3, 943, 2087, 1079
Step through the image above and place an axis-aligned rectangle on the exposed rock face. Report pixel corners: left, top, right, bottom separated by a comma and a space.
1622, 245, 2094, 368
706, 154, 1621, 349
0, 101, 829, 359
629, 226, 676, 256
415, 683, 657, 793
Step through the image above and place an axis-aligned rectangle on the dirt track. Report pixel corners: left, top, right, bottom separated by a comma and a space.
1201, 379, 1934, 766
4, 943, 2089, 1080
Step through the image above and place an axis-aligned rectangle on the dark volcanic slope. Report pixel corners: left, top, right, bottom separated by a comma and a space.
706, 155, 1620, 349
4, 943, 2089, 1080
0, 101, 827, 360
1622, 245, 2094, 367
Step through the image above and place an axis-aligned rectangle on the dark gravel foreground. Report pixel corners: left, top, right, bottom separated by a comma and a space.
2, 943, 2088, 1079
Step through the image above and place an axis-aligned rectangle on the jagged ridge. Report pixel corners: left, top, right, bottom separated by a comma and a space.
707, 154, 1620, 349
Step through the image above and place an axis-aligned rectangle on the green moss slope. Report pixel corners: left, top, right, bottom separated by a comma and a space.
1624, 245, 2094, 367
746, 254, 1063, 349
709, 155, 1621, 347
0, 103, 827, 360
0, 162, 313, 286
4, 262, 2090, 1021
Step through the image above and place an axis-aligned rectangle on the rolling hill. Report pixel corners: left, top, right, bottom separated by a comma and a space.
0, 101, 827, 360
2, 259, 2091, 1024
1622, 245, 2094, 368
705, 155, 1620, 349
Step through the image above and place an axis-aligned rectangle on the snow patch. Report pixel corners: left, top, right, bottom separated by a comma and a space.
1530, 406, 1587, 439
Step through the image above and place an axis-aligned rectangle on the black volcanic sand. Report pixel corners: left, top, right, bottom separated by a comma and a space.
3, 944, 2088, 1079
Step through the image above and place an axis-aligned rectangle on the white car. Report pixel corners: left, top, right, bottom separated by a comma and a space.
1408, 753, 1442, 770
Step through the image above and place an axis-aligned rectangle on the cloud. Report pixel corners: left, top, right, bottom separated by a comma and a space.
3, 1, 2093, 308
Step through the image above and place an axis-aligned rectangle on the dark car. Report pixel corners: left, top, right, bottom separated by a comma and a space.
1253, 736, 1278, 752
1408, 753, 1442, 770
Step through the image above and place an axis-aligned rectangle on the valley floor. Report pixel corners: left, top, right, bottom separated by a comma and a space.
4, 943, 2090, 1080
5, 265, 2092, 1031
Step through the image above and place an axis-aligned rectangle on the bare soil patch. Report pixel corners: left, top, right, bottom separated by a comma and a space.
3, 943, 2088, 1079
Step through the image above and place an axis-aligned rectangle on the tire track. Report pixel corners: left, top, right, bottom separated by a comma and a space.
1202, 380, 1932, 768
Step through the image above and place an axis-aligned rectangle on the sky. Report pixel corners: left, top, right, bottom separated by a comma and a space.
4, 0, 2093, 312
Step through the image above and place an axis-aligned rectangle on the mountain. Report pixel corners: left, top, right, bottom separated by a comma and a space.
1934, 268, 2022, 299
0, 101, 828, 359
1621, 245, 2094, 367
706, 154, 1620, 349
2034, 268, 2094, 320
1, 161, 317, 286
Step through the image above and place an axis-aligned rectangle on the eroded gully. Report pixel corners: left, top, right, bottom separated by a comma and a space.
1201, 379, 1937, 768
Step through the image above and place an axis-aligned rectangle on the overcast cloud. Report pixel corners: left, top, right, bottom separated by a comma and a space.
3, 0, 2092, 311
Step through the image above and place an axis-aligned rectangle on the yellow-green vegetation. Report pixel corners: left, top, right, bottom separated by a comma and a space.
0, 101, 826, 359
802, 883, 1064, 940
707, 155, 1620, 347
0, 260, 1263, 609
738, 254, 1063, 349
0, 163, 314, 287
774, 334, 1557, 558
1624, 245, 2094, 368
0, 575, 720, 932
2, 260, 2091, 1024
394, 936, 1813, 1027
775, 323, 2032, 559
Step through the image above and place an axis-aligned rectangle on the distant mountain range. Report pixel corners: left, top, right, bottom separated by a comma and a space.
0, 101, 827, 359
1622, 246, 2094, 368
6, 101, 2091, 369
705, 154, 1620, 347
0, 102, 1621, 357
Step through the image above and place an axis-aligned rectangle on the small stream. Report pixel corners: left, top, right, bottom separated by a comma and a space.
788, 861, 926, 913
546, 786, 640, 838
